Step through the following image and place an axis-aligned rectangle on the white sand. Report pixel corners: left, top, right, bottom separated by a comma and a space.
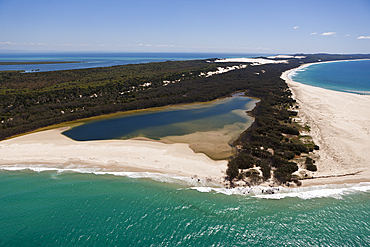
281, 63, 370, 186
267, 55, 306, 59
0, 128, 227, 183
215, 57, 288, 65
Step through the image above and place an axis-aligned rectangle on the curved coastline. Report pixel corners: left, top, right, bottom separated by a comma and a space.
282, 62, 370, 186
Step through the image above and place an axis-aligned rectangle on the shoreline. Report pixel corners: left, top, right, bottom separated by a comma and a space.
281, 61, 370, 187
0, 94, 257, 187
0, 128, 228, 185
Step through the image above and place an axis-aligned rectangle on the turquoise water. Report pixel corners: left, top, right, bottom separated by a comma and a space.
1, 171, 369, 246
0, 52, 270, 72
290, 59, 370, 94
63, 96, 254, 141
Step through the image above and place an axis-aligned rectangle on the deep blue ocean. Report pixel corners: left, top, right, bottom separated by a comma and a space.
1, 53, 370, 246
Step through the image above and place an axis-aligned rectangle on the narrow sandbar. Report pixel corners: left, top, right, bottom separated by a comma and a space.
0, 128, 227, 183
281, 63, 370, 186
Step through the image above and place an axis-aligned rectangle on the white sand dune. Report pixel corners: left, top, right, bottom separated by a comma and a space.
215, 57, 288, 65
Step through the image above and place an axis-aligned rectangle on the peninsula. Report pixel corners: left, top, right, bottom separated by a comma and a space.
1, 54, 369, 187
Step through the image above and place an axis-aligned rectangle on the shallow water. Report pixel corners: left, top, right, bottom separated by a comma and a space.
63, 96, 255, 142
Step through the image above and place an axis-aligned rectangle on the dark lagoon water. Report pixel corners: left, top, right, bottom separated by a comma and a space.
290, 59, 370, 94
1, 53, 370, 246
63, 96, 254, 141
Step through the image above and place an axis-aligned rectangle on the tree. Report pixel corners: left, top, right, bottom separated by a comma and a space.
226, 160, 239, 181
305, 157, 317, 171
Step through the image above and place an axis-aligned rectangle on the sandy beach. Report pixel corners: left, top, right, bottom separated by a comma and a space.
0, 128, 228, 184
281, 62, 370, 186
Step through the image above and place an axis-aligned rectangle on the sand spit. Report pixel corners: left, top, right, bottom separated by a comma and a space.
281, 63, 370, 186
0, 128, 228, 183
1, 61, 369, 188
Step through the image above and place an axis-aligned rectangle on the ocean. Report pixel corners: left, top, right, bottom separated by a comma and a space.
1, 170, 370, 246
1, 54, 370, 246
0, 52, 267, 72
289, 59, 370, 94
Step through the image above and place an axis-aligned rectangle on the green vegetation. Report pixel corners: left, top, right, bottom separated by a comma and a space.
0, 60, 220, 139
305, 157, 317, 171
1, 53, 369, 184
225, 54, 370, 185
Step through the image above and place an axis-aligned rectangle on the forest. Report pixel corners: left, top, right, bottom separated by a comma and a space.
1, 53, 369, 184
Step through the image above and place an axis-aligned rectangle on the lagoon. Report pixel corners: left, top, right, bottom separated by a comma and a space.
63, 95, 257, 159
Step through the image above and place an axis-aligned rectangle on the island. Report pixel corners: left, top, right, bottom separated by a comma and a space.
1, 54, 369, 187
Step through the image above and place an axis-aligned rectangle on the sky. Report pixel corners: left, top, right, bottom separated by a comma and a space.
0, 0, 369, 54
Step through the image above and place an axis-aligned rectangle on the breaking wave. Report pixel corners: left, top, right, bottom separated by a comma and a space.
2, 164, 370, 199
0, 163, 219, 187
191, 183, 370, 199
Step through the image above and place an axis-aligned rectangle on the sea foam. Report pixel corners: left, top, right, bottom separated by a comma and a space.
191, 183, 370, 200
0, 164, 219, 187
2, 164, 370, 199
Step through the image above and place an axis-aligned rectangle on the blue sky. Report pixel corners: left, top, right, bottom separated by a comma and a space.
0, 0, 369, 54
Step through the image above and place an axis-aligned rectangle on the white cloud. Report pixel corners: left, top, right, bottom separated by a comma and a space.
311, 32, 317, 35
357, 36, 370, 39
293, 26, 299, 29
345, 34, 350, 37
321, 32, 336, 36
